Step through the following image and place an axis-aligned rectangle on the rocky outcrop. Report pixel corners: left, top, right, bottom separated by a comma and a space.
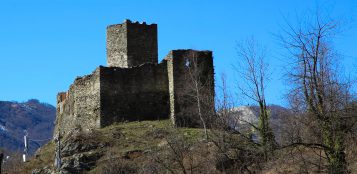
57, 131, 109, 173
29, 121, 222, 173
32, 167, 52, 174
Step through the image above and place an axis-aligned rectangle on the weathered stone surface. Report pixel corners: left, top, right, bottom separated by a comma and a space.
31, 167, 52, 174
166, 49, 215, 127
61, 152, 103, 173
100, 63, 169, 126
107, 19, 158, 68
55, 20, 215, 137
61, 138, 103, 157
57, 132, 105, 173
55, 68, 101, 136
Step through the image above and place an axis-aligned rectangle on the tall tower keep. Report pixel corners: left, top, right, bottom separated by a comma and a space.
106, 19, 158, 68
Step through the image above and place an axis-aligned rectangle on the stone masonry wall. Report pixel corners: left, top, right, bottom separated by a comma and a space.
126, 21, 158, 67
55, 21, 215, 137
99, 61, 169, 127
106, 20, 158, 68
107, 23, 128, 67
167, 50, 215, 127
54, 68, 101, 136
166, 53, 175, 125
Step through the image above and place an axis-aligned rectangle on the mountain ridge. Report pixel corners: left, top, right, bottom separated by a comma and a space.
0, 99, 55, 154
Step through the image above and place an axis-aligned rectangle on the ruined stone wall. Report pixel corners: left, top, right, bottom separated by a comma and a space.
166, 53, 175, 125
54, 68, 101, 136
167, 50, 215, 127
56, 20, 216, 135
107, 23, 128, 67
99, 62, 169, 127
106, 20, 158, 68
126, 21, 158, 67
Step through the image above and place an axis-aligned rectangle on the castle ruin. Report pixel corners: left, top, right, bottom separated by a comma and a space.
55, 20, 214, 135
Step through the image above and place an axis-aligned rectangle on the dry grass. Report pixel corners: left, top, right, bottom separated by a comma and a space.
21, 120, 357, 173
23, 120, 206, 173
16, 141, 55, 173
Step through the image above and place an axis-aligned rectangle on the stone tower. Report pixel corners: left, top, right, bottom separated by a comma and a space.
55, 20, 215, 137
106, 19, 158, 67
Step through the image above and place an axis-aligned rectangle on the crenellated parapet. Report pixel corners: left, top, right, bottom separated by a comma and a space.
106, 19, 158, 68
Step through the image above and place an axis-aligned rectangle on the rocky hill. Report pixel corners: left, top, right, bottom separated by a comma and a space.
0, 99, 55, 154
23, 119, 357, 174
7, 104, 355, 173
25, 120, 219, 174
22, 105, 291, 173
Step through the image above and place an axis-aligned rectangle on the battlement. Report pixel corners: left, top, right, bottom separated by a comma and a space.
106, 19, 158, 68
107, 19, 156, 28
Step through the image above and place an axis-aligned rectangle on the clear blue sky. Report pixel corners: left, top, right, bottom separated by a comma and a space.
0, 0, 356, 106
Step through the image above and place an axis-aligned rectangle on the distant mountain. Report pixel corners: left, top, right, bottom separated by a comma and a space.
0, 99, 55, 154
227, 105, 292, 139
229, 104, 290, 122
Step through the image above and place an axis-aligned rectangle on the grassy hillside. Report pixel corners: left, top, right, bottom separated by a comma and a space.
11, 119, 357, 174
22, 120, 211, 173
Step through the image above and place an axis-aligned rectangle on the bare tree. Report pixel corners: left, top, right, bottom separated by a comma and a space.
279, 12, 356, 173
209, 74, 268, 173
235, 38, 276, 160
182, 51, 215, 140
214, 74, 236, 131
152, 128, 214, 174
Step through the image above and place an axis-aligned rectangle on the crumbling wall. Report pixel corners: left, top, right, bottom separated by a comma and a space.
167, 50, 215, 127
107, 23, 128, 67
54, 68, 101, 136
166, 53, 175, 125
55, 20, 216, 136
106, 20, 158, 68
99, 62, 169, 127
127, 21, 158, 67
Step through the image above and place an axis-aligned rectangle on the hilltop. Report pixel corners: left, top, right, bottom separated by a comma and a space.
20, 119, 357, 174
24, 120, 220, 173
